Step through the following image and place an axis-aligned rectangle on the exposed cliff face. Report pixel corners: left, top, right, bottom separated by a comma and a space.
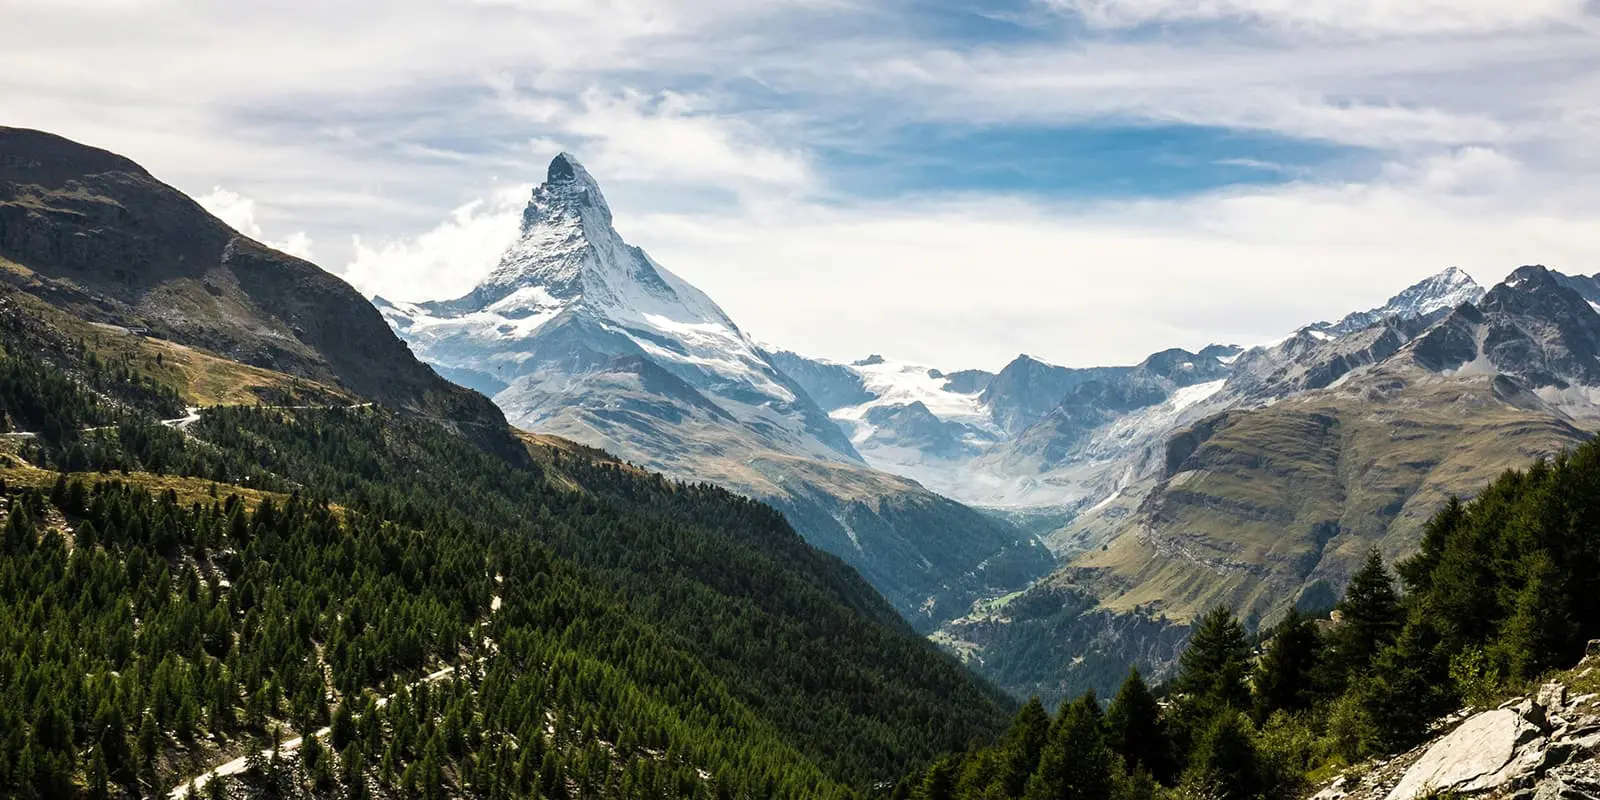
0, 126, 514, 452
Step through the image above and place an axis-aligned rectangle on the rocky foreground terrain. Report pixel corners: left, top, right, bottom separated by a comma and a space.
1315, 644, 1600, 800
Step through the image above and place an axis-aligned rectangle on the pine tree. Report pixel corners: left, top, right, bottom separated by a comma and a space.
1365, 616, 1449, 752
1105, 669, 1168, 782
1024, 692, 1111, 800
1182, 710, 1259, 800
1332, 548, 1402, 681
331, 701, 357, 752
1253, 608, 1323, 722
1398, 496, 1465, 594
921, 756, 959, 800
1173, 607, 1252, 712
1001, 698, 1052, 798
1494, 551, 1576, 681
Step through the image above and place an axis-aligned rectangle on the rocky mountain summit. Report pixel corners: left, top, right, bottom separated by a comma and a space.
1315, 644, 1600, 800
380, 154, 1053, 626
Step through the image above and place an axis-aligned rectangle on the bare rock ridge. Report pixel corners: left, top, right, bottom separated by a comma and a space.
1315, 644, 1600, 800
0, 126, 520, 455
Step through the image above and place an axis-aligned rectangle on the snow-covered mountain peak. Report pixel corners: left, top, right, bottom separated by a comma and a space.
1388, 266, 1483, 315
448, 153, 737, 336
1311, 267, 1485, 337
541, 152, 613, 224
378, 153, 861, 465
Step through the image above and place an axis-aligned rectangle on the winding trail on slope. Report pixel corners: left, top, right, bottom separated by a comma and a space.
168, 586, 503, 798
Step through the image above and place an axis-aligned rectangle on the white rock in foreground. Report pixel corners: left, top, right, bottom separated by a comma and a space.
1385, 708, 1542, 800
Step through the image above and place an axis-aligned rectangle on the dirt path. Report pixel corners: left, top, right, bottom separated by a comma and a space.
168, 591, 500, 798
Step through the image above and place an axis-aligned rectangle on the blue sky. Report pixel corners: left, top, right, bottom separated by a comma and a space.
5, 0, 1600, 367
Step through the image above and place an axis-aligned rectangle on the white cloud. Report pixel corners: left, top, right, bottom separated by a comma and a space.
616, 166, 1600, 368
1041, 0, 1591, 37
347, 144, 1600, 369
343, 185, 530, 302
7, 0, 1600, 369
497, 85, 814, 195
196, 186, 316, 261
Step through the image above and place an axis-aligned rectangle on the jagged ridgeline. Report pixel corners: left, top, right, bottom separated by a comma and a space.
898, 434, 1600, 800
0, 128, 1015, 798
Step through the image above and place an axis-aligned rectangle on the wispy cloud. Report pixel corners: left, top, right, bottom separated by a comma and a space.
1039, 0, 1592, 36
196, 187, 315, 261
5, 0, 1599, 366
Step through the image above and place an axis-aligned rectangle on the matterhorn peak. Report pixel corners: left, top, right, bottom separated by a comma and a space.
530, 151, 612, 227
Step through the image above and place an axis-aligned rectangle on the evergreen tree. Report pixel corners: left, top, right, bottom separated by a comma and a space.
1172, 607, 1251, 712
1023, 692, 1111, 800
1331, 548, 1402, 681
331, 701, 357, 752
1001, 698, 1053, 798
920, 756, 959, 800
1105, 669, 1168, 783
1252, 608, 1322, 722
1493, 551, 1575, 681
1182, 711, 1259, 800
1365, 616, 1450, 752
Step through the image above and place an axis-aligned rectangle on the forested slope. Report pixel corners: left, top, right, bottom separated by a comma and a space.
0, 277, 1014, 798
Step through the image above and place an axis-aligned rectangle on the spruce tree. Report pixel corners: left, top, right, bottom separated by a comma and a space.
1494, 551, 1576, 681
1024, 692, 1111, 800
1364, 616, 1449, 752
1002, 698, 1053, 798
1173, 607, 1252, 712
1182, 711, 1260, 800
1332, 548, 1402, 681
921, 756, 959, 800
1252, 608, 1322, 722
1105, 669, 1168, 782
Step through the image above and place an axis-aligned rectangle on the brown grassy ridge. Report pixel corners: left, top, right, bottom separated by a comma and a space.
0, 454, 283, 510
1062, 368, 1594, 625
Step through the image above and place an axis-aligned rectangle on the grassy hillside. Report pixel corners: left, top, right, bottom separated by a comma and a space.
1070, 368, 1590, 624
902, 432, 1600, 800
937, 366, 1593, 705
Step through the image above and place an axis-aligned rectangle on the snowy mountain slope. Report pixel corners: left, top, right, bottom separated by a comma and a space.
379, 154, 1054, 626
985, 267, 1492, 525
760, 268, 1492, 527
379, 154, 857, 465
1308, 265, 1484, 338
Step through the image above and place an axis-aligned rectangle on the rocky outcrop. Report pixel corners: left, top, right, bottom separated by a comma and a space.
1315, 645, 1600, 800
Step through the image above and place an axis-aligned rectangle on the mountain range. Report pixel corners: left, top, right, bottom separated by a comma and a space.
369, 152, 1600, 702
18, 124, 1598, 714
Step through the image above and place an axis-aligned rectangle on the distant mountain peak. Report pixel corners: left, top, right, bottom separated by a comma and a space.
537, 151, 612, 223
1312, 266, 1485, 337
546, 151, 584, 182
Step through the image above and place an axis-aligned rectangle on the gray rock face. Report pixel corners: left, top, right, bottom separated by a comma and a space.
980, 355, 1129, 435
1318, 658, 1600, 800
1385, 708, 1542, 800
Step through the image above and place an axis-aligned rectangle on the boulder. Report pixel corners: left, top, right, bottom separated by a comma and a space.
1534, 761, 1600, 800
1543, 684, 1572, 714
1386, 708, 1546, 800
